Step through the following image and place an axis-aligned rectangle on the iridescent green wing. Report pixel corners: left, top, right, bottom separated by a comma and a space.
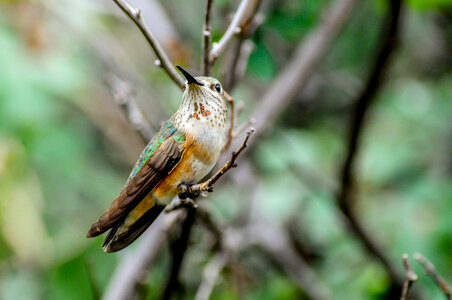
86, 120, 186, 237
126, 120, 186, 185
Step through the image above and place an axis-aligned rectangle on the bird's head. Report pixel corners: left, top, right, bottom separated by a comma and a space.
176, 65, 225, 105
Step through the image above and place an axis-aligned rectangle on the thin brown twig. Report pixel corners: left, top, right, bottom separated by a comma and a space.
202, 0, 214, 76
181, 128, 254, 196
167, 129, 253, 214
336, 0, 403, 293
400, 254, 418, 300
414, 253, 452, 300
224, 11, 263, 91
210, 0, 261, 65
223, 91, 235, 151
225, 38, 255, 91
111, 0, 185, 88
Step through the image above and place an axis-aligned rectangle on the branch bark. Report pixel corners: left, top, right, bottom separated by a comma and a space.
111, 0, 185, 88
210, 0, 261, 64
401, 254, 418, 300
414, 253, 452, 300
180, 128, 254, 197
336, 0, 404, 292
202, 0, 214, 76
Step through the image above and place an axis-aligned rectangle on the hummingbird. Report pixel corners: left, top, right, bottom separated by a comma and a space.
86, 66, 229, 252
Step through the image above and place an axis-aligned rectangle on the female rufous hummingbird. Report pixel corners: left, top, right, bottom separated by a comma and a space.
86, 66, 229, 252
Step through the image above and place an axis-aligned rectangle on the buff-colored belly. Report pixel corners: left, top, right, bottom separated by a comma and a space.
153, 140, 217, 205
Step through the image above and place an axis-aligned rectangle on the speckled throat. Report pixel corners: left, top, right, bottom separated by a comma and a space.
172, 77, 229, 151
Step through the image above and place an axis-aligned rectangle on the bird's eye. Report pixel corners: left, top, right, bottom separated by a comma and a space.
215, 83, 221, 93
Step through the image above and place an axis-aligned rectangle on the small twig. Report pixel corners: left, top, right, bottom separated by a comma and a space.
225, 39, 255, 91
210, 0, 261, 64
111, 0, 185, 88
400, 254, 418, 300
223, 91, 235, 151
202, 0, 214, 76
224, 12, 263, 91
195, 252, 228, 300
414, 253, 452, 300
179, 128, 254, 197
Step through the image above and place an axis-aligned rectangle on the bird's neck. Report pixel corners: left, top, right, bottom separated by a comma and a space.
171, 94, 228, 152
172, 94, 228, 131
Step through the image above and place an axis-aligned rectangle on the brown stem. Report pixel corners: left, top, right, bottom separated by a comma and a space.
223, 91, 236, 151
111, 0, 185, 88
414, 253, 452, 300
180, 128, 254, 196
202, 0, 214, 76
400, 254, 418, 300
336, 0, 403, 291
210, 0, 261, 65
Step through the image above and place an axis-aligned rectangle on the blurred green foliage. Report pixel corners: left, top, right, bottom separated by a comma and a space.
0, 0, 452, 299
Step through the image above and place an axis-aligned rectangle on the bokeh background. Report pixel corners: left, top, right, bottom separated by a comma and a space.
0, 0, 451, 299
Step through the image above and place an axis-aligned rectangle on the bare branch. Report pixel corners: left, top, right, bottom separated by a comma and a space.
202, 0, 214, 75
336, 0, 403, 291
225, 38, 255, 91
195, 252, 228, 300
111, 0, 185, 88
414, 253, 452, 300
210, 0, 261, 64
223, 91, 235, 151
179, 128, 254, 197
400, 254, 418, 300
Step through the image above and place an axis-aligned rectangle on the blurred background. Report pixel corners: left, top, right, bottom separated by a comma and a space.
0, 0, 451, 299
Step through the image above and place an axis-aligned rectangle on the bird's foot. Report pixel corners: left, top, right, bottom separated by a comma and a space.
178, 182, 201, 200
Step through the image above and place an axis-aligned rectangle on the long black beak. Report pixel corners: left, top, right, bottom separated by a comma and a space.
176, 66, 204, 86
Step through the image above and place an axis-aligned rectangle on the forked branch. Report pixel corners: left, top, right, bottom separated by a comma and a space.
400, 254, 418, 300
112, 0, 185, 88
210, 0, 261, 64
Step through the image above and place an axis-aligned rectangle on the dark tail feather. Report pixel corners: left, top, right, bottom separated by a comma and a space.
102, 204, 165, 253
